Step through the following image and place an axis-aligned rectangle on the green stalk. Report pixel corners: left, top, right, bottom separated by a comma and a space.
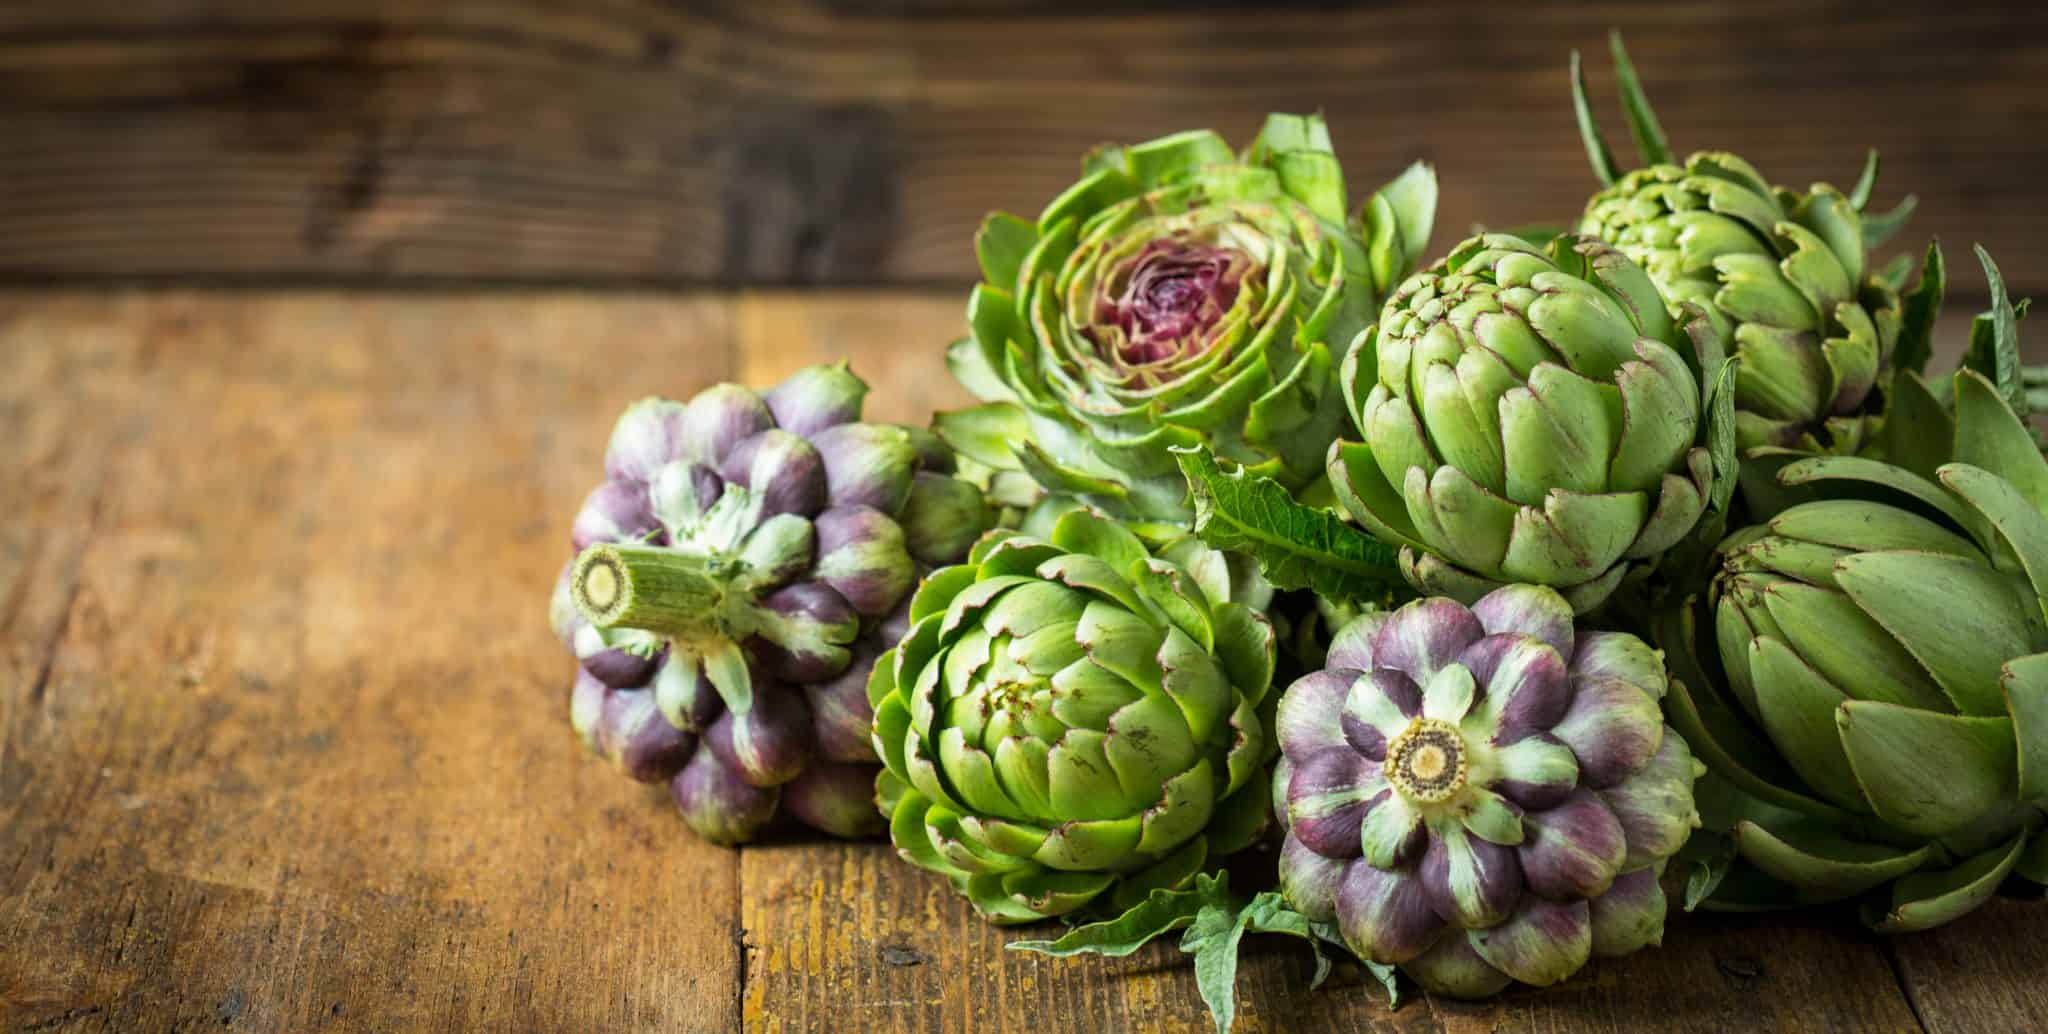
571, 543, 728, 641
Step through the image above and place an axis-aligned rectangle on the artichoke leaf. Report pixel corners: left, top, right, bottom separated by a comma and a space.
1835, 549, 2039, 716
1838, 700, 2018, 839
2002, 653, 2048, 803
1777, 455, 1974, 529
1954, 366, 2048, 514
1730, 818, 1937, 900
1865, 833, 2027, 933
1940, 463, 2048, 606
1748, 637, 1869, 812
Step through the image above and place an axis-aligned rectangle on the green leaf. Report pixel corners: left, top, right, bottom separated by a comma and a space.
1894, 242, 1945, 377
1359, 160, 1438, 290
1706, 355, 1740, 516
1679, 830, 1736, 910
933, 402, 1029, 472
976, 212, 1038, 293
1570, 49, 1620, 187
1607, 32, 1672, 168
1008, 872, 1237, 958
1174, 446, 1405, 606
1963, 246, 2025, 419
1183, 903, 1254, 1034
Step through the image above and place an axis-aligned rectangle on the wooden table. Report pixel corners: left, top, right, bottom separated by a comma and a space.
1, 290, 2041, 1033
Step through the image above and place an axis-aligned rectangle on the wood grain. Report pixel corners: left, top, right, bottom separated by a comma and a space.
0, 289, 2040, 1033
0, 291, 748, 1031
0, 1, 2041, 292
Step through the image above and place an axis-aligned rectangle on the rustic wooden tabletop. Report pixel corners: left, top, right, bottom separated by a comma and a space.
0, 290, 2041, 1033
3, 0, 2047, 1029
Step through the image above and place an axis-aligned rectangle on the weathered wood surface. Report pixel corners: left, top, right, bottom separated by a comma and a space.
0, 290, 2041, 1033
0, 1, 2042, 294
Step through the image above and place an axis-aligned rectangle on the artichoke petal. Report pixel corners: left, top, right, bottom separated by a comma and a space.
1867, 833, 2028, 933
1837, 700, 2017, 839
1466, 897, 1591, 988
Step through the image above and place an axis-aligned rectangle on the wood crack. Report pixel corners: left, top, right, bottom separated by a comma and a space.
1881, 941, 1933, 1034
25, 476, 104, 709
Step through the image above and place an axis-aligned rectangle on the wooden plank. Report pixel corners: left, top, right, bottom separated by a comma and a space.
0, 290, 747, 1032
1884, 897, 2048, 1034
0, 2, 2039, 291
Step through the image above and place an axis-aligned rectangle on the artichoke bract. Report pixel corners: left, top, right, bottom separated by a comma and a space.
1330, 233, 1718, 613
1665, 368, 2048, 931
1574, 34, 1913, 454
553, 363, 992, 845
938, 114, 1437, 522
1274, 587, 1701, 997
870, 509, 1277, 922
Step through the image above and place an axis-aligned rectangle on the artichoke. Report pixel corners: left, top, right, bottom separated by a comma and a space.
1573, 33, 1914, 454
938, 113, 1438, 522
1663, 367, 2048, 930
1273, 586, 1702, 997
1329, 233, 1719, 613
553, 363, 992, 844
870, 508, 1277, 922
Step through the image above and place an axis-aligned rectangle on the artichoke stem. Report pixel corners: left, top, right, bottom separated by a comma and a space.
571, 543, 728, 641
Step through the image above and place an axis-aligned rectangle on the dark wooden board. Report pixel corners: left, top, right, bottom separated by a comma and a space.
0, 2, 2041, 293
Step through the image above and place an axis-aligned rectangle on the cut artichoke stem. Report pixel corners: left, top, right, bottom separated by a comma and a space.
572, 542, 734, 643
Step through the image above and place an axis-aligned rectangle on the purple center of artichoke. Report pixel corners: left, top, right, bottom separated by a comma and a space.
1095, 240, 1249, 365
1385, 718, 1468, 803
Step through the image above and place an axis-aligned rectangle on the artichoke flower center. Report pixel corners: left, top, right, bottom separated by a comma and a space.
1095, 239, 1250, 365
1385, 717, 1470, 804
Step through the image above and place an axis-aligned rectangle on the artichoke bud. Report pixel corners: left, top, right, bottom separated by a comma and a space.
1579, 148, 1902, 452
1273, 585, 1695, 996
1331, 234, 1711, 613
870, 509, 1276, 922
938, 115, 1436, 522
1668, 369, 2048, 930
553, 364, 994, 844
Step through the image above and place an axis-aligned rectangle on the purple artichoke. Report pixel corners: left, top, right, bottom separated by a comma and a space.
552, 363, 992, 844
1272, 585, 1701, 997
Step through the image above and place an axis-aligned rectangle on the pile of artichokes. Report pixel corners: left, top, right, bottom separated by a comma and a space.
544, 30, 2042, 1029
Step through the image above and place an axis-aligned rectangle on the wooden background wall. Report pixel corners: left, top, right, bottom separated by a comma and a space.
0, 0, 2043, 301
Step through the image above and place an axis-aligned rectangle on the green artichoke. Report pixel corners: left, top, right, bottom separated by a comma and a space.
870, 509, 1277, 922
1330, 233, 1720, 613
1574, 33, 1914, 455
1662, 367, 2048, 931
938, 114, 1438, 522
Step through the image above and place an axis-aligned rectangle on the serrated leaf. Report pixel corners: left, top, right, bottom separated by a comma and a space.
1182, 904, 1253, 1034
1174, 446, 1403, 605
1894, 242, 1945, 377
1963, 246, 2025, 419
1009, 873, 1236, 958
1706, 357, 1740, 515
